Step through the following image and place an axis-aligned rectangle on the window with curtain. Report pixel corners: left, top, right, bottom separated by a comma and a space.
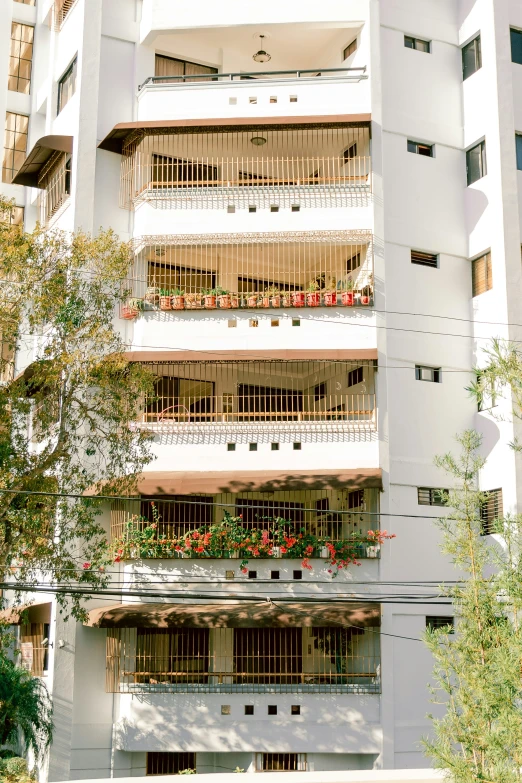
154, 54, 217, 83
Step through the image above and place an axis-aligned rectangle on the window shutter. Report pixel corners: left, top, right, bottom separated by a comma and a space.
472, 252, 492, 296
480, 488, 503, 535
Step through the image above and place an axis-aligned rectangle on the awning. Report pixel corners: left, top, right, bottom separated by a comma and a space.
85, 601, 381, 629
136, 468, 382, 495
0, 600, 51, 625
125, 349, 377, 363
98, 114, 372, 154
12, 135, 73, 187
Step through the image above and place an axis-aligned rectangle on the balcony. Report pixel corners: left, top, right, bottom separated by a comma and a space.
120, 124, 370, 210
123, 233, 374, 315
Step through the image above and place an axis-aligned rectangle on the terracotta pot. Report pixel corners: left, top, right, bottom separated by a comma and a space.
204, 295, 216, 309
341, 291, 354, 306
271, 295, 281, 308
171, 295, 185, 310
260, 296, 270, 308
292, 291, 305, 307
121, 306, 139, 320
323, 291, 338, 306
160, 296, 173, 311
247, 295, 258, 308
360, 294, 371, 305
306, 291, 321, 307
281, 296, 292, 308
218, 295, 232, 309
230, 296, 239, 309
185, 295, 202, 309
144, 290, 160, 305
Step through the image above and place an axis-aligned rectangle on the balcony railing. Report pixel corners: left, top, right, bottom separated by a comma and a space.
139, 67, 368, 90
106, 625, 381, 694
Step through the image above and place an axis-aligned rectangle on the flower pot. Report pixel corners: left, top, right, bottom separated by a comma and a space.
306, 291, 321, 307
144, 288, 160, 305
260, 297, 270, 308
292, 292, 305, 308
171, 295, 185, 310
218, 295, 232, 309
323, 291, 337, 306
185, 294, 202, 309
159, 296, 173, 311
121, 306, 139, 320
204, 295, 216, 309
360, 294, 371, 306
230, 295, 239, 309
281, 295, 292, 308
341, 291, 354, 306
247, 295, 258, 308
271, 295, 281, 308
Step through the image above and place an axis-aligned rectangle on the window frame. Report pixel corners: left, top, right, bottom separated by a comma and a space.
415, 365, 442, 383
407, 140, 434, 157
8, 22, 34, 95
466, 140, 487, 185
471, 251, 492, 297
417, 487, 449, 507
426, 616, 454, 633
462, 35, 482, 80
516, 133, 522, 170
2, 111, 29, 184
404, 35, 431, 53
57, 56, 78, 115
510, 27, 522, 66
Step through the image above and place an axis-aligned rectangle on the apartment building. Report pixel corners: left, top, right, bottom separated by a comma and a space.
2, 0, 522, 779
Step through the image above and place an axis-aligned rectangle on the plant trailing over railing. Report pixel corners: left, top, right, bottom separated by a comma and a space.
110, 508, 395, 575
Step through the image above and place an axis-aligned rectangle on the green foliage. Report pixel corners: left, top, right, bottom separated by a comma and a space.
0, 653, 53, 761
0, 756, 36, 783
0, 196, 155, 620
424, 430, 522, 782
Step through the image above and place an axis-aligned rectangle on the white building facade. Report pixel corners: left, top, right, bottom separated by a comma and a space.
2, 0, 522, 779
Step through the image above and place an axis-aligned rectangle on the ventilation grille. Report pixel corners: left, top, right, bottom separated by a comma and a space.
411, 250, 438, 268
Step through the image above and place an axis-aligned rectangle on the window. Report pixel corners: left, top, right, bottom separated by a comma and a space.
348, 489, 365, 509
417, 487, 449, 506
291, 705, 301, 715
57, 57, 77, 114
343, 143, 357, 162
259, 754, 306, 772
146, 753, 196, 776
38, 152, 72, 223
407, 140, 433, 157
150, 152, 217, 187
313, 382, 327, 401
235, 498, 304, 524
480, 488, 503, 535
155, 54, 217, 82
293, 442, 302, 450
510, 28, 522, 65
245, 705, 254, 715
346, 252, 361, 272
411, 250, 438, 268
472, 252, 492, 296
415, 365, 441, 383
404, 36, 430, 53
3, 205, 24, 226
2, 112, 28, 184
9, 23, 34, 95
462, 35, 481, 80
516, 134, 522, 170
426, 616, 454, 633
227, 443, 236, 451
466, 140, 487, 185
347, 366, 364, 387
343, 39, 357, 59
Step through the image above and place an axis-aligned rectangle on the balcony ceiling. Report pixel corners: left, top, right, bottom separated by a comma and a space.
152, 22, 362, 73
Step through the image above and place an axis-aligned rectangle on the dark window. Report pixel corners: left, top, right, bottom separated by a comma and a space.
480, 488, 503, 535
472, 252, 492, 296
404, 36, 430, 53
147, 753, 196, 776
238, 383, 303, 418
343, 39, 357, 59
57, 57, 77, 115
268, 705, 278, 715
140, 495, 213, 538
154, 54, 217, 82
262, 754, 301, 771
270, 570, 280, 579
346, 252, 361, 273
426, 616, 454, 633
466, 141, 487, 185
462, 35, 481, 80
293, 570, 303, 580
347, 366, 364, 387
315, 497, 330, 512
245, 705, 254, 715
235, 498, 304, 524
291, 705, 301, 715
151, 153, 217, 187
248, 570, 257, 579
249, 442, 257, 451
227, 443, 236, 451
411, 250, 438, 268
237, 276, 294, 293
293, 442, 302, 450
510, 28, 522, 65
516, 134, 522, 170
270, 205, 279, 212
348, 489, 364, 509
417, 487, 449, 506
343, 143, 357, 162
407, 140, 433, 157
271, 442, 279, 451
313, 382, 327, 401
415, 366, 441, 383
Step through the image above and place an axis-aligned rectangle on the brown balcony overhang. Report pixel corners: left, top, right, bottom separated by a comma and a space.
12, 135, 73, 187
0, 600, 51, 625
135, 468, 382, 495
85, 601, 381, 629
124, 349, 378, 363
98, 114, 371, 154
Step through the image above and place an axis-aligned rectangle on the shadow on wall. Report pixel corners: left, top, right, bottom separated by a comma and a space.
474, 412, 501, 460
464, 188, 488, 236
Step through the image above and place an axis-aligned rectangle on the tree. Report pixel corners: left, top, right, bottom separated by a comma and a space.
0, 196, 154, 618
0, 652, 53, 762
423, 430, 522, 782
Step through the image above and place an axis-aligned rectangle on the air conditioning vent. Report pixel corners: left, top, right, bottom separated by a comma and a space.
411, 250, 438, 267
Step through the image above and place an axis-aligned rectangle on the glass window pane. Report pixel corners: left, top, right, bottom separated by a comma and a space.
404, 36, 415, 49
467, 142, 485, 185
8, 23, 33, 94
511, 28, 522, 65
462, 36, 481, 80
516, 135, 522, 171
2, 111, 28, 183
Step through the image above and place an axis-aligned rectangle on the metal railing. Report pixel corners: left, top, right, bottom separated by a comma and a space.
139, 67, 367, 91
106, 626, 381, 694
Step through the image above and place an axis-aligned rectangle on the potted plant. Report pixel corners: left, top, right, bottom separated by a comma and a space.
159, 289, 173, 311
230, 293, 239, 309
202, 287, 217, 309
306, 280, 321, 307
291, 289, 305, 307
216, 287, 232, 309
265, 286, 280, 308
340, 278, 354, 306
259, 291, 271, 308
281, 291, 292, 308
121, 297, 143, 320
323, 277, 338, 307
359, 275, 373, 306
171, 288, 185, 310
185, 292, 202, 309
144, 282, 161, 305
247, 292, 259, 308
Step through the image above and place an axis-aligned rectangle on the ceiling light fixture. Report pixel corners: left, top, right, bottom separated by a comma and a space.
250, 136, 267, 146
253, 35, 271, 63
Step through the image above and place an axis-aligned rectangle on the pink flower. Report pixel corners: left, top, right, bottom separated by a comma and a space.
83, 562, 91, 570
241, 567, 248, 574
113, 556, 121, 563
